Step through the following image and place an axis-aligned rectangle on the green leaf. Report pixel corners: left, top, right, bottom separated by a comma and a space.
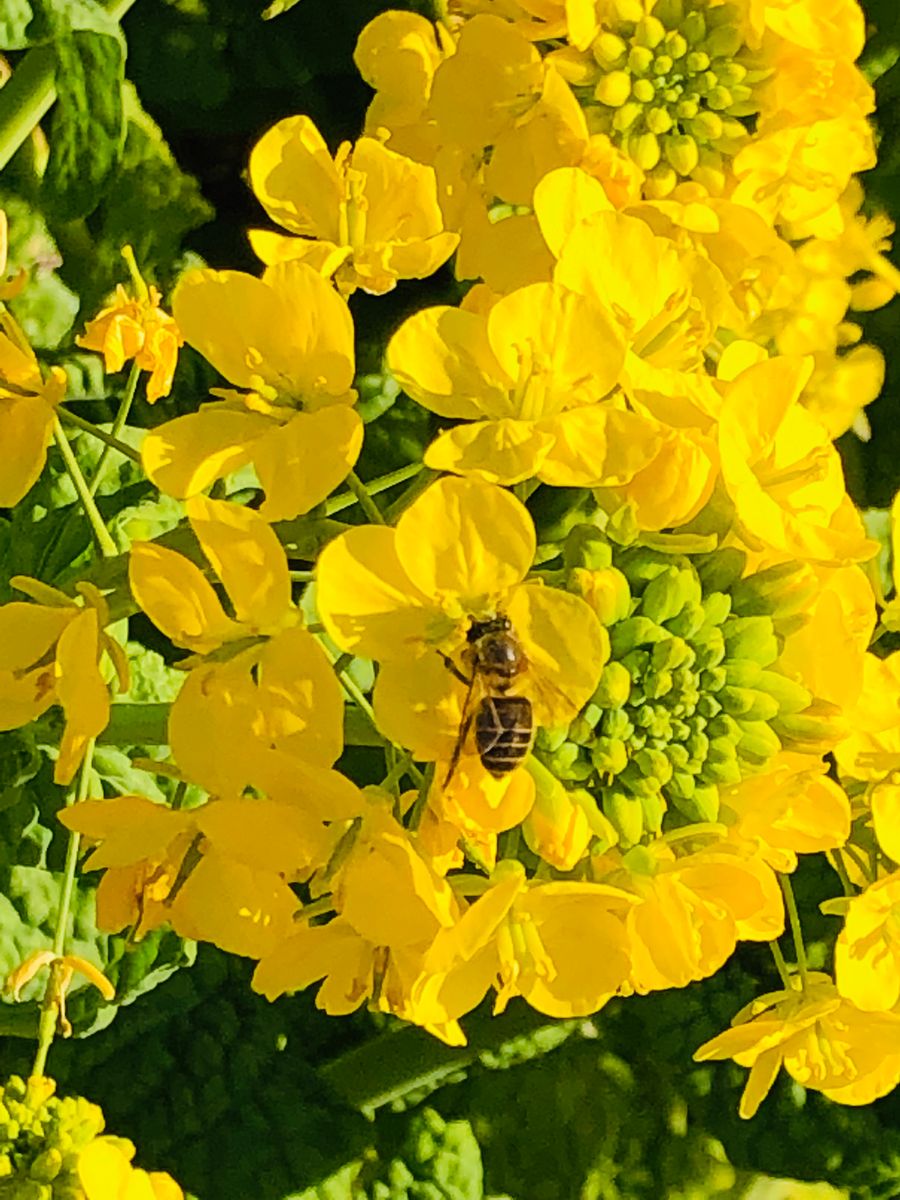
40, 0, 126, 221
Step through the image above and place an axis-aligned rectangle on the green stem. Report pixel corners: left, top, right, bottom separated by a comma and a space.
407, 762, 434, 831
289, 570, 316, 583
0, 0, 139, 172
768, 939, 792, 989
53, 418, 119, 558
324, 462, 423, 517
321, 1002, 574, 1112
57, 407, 142, 465
31, 738, 96, 1078
345, 470, 386, 525
88, 361, 141, 496
779, 873, 809, 990
830, 849, 856, 898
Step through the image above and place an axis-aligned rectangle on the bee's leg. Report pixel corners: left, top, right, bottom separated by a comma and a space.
443, 707, 475, 789
437, 650, 472, 688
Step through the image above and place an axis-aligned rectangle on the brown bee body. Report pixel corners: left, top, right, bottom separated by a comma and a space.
443, 615, 535, 784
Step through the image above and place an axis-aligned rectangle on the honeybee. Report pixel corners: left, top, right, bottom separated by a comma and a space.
442, 614, 534, 787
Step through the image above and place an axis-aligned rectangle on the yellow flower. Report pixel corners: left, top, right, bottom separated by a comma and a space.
0, 578, 126, 784
141, 261, 362, 521
411, 861, 636, 1024
720, 752, 851, 873
595, 840, 783, 992
316, 476, 608, 789
717, 355, 876, 564
247, 114, 458, 294
59, 791, 332, 958
386, 280, 660, 486
253, 802, 466, 1042
79, 1137, 184, 1200
695, 974, 900, 1116
129, 495, 296, 656
0, 308, 66, 507
834, 871, 900, 1012
76, 248, 183, 404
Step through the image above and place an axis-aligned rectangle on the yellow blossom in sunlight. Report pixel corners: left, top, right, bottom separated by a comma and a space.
58, 789, 340, 958
695, 974, 900, 1117
129, 495, 296, 657
0, 578, 127, 784
386, 278, 667, 487
409, 861, 637, 1026
247, 114, 458, 294
717, 355, 876, 565
141, 261, 362, 521
79, 1137, 184, 1200
77, 247, 183, 404
835, 871, 900, 1012
253, 802, 467, 1044
316, 476, 608, 804
0, 308, 66, 507
720, 753, 850, 874
594, 840, 783, 992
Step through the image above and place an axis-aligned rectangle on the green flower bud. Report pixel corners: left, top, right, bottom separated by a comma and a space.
29, 1150, 62, 1183
571, 565, 632, 624
653, 53, 674, 75
564, 524, 613, 570
593, 32, 629, 68
723, 660, 761, 688
665, 742, 690, 770
646, 105, 674, 134
670, 717, 690, 741
644, 163, 679, 198
700, 591, 731, 628
612, 616, 668, 656
666, 30, 688, 59
618, 546, 671, 586
630, 130, 662, 169
673, 782, 720, 823
681, 11, 707, 45
691, 110, 724, 142
596, 70, 633, 108
692, 628, 726, 669
773, 707, 844, 750
635, 746, 673, 785
706, 84, 734, 110
664, 603, 705, 638
686, 49, 710, 73
613, 100, 645, 132
707, 713, 740, 742
602, 787, 644, 846
676, 96, 700, 119
717, 60, 747, 85
696, 548, 746, 593
664, 133, 700, 174
628, 44, 655, 75
632, 77, 656, 103
535, 725, 570, 754
666, 769, 695, 800
732, 562, 818, 618
720, 686, 779, 722
644, 668, 673, 699
592, 735, 629, 775
735, 719, 783, 765
655, 0, 684, 25
723, 617, 779, 667
601, 707, 634, 740
686, 730, 709, 764
700, 665, 727, 692
640, 790, 667, 836
725, 88, 755, 115
635, 15, 666, 49
651, 635, 693, 671
641, 566, 693, 624
705, 23, 743, 58
755, 670, 812, 715
620, 761, 662, 798
594, 661, 632, 708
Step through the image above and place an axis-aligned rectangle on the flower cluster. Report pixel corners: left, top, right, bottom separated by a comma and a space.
2, 0, 899, 1123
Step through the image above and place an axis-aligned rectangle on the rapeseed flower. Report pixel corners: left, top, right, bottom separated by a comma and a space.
0, 578, 126, 784
77, 247, 182, 403
0, 308, 66, 507
247, 114, 458, 294
141, 261, 362, 520
695, 975, 900, 1116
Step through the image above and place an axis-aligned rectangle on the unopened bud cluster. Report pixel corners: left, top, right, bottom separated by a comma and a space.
0, 1076, 103, 1199
535, 528, 829, 848
560, 0, 763, 196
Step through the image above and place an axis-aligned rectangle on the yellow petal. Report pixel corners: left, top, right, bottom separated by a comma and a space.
129, 541, 242, 653
424, 418, 556, 485
59, 796, 192, 869
186, 495, 291, 629
248, 114, 342, 241
316, 525, 436, 660
536, 407, 662, 488
395, 476, 535, 601
506, 582, 608, 725
141, 404, 261, 499
533, 165, 613, 258
374, 651, 464, 761
0, 602, 72, 671
54, 608, 110, 786
194, 797, 329, 875
872, 781, 900, 864
387, 305, 508, 420
252, 405, 363, 521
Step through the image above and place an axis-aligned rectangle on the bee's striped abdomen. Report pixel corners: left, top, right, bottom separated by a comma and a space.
475, 695, 533, 777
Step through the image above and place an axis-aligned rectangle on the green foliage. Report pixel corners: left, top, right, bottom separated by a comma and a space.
362, 1108, 484, 1200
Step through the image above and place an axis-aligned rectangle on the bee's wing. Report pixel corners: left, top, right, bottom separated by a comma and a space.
526, 669, 580, 729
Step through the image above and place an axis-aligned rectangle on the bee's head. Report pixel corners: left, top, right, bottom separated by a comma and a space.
467, 614, 511, 643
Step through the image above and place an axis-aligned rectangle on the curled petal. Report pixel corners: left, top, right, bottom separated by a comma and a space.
129, 541, 241, 653
424, 418, 556, 485
253, 405, 363, 521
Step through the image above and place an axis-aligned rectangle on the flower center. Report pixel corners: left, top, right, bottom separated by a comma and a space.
575, 0, 763, 197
